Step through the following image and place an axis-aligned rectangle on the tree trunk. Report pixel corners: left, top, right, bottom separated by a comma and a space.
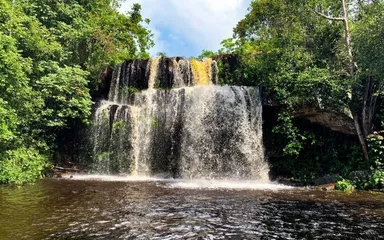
342, 0, 355, 76
353, 112, 369, 160
362, 74, 378, 137
341, 0, 370, 161
362, 75, 371, 137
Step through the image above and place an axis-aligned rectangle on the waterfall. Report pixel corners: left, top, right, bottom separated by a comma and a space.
91, 57, 268, 180
147, 57, 160, 89
191, 59, 212, 85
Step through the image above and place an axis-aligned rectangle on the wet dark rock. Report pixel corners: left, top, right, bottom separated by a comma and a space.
92, 67, 114, 101
118, 59, 150, 90
317, 183, 336, 191
158, 57, 174, 88
314, 174, 340, 186
274, 177, 307, 187
348, 171, 372, 182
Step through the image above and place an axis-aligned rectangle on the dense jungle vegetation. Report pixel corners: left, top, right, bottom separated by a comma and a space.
204, 0, 384, 190
0, 0, 153, 184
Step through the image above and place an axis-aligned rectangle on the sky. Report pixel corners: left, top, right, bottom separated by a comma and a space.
120, 0, 251, 58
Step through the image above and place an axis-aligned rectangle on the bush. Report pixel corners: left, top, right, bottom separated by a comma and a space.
336, 171, 384, 191
0, 147, 51, 185
335, 179, 355, 192
367, 132, 384, 168
364, 170, 384, 190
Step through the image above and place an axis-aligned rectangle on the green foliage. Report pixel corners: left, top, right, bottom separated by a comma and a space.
331, 131, 384, 191
0, 100, 17, 151
96, 152, 109, 162
273, 112, 303, 157
112, 121, 124, 131
366, 170, 384, 189
337, 170, 384, 191
266, 116, 358, 183
122, 87, 140, 96
353, 170, 384, 190
157, 52, 167, 57
151, 119, 159, 127
0, 0, 153, 184
217, 0, 350, 112
0, 147, 51, 185
197, 49, 216, 60
36, 66, 91, 128
353, 1, 384, 84
335, 179, 354, 193
212, 0, 384, 184
367, 132, 384, 168
340, 145, 365, 176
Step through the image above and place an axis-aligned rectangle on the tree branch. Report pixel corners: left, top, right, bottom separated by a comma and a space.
314, 10, 345, 21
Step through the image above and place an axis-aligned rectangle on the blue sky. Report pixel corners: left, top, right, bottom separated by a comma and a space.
120, 0, 251, 58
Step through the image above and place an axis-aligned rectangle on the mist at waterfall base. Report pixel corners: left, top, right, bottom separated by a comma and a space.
90, 57, 270, 185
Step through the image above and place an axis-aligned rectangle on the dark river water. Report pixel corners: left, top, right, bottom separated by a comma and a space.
0, 177, 383, 240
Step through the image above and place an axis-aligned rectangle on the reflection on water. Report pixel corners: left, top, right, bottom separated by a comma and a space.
0, 178, 383, 239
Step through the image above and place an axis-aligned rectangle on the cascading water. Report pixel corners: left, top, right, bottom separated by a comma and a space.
92, 57, 268, 180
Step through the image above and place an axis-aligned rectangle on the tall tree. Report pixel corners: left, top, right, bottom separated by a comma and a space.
222, 0, 384, 162
315, 0, 369, 160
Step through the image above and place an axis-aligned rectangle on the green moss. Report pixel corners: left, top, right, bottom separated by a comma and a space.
122, 87, 141, 96
112, 121, 124, 130
150, 119, 159, 127
96, 152, 109, 162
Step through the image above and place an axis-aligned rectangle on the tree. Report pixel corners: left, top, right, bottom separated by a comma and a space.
313, 0, 384, 161
354, 1, 384, 136
198, 49, 216, 60
0, 0, 154, 184
212, 0, 367, 169
216, 0, 384, 179
314, 0, 370, 160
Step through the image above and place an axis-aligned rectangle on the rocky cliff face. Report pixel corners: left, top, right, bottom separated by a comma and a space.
96, 57, 218, 99
90, 57, 267, 179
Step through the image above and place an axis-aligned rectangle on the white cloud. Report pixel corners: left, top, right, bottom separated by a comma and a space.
120, 0, 250, 57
